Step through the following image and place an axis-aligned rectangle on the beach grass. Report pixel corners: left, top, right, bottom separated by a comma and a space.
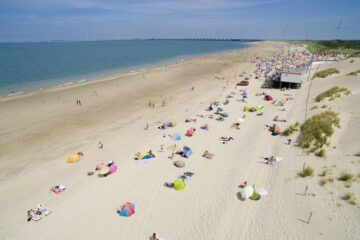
338, 172, 354, 182
298, 111, 340, 152
293, 40, 360, 57
317, 149, 326, 158
313, 68, 340, 79
350, 59, 355, 63
346, 69, 360, 76
341, 193, 357, 205
354, 152, 360, 157
298, 166, 314, 178
319, 169, 329, 177
315, 87, 348, 102
282, 122, 299, 136
319, 177, 334, 186
310, 106, 318, 110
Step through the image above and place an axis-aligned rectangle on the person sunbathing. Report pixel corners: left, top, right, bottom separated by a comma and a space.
185, 117, 197, 123
202, 150, 215, 159
164, 182, 174, 188
50, 184, 66, 194
231, 122, 240, 129
200, 123, 209, 130
148, 150, 155, 158
239, 181, 247, 188
220, 137, 234, 143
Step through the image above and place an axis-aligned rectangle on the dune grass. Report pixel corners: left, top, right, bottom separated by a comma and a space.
319, 169, 329, 177
298, 166, 314, 178
338, 172, 354, 182
310, 106, 318, 110
317, 149, 326, 158
341, 193, 357, 205
347, 69, 360, 76
315, 86, 348, 102
282, 122, 300, 136
313, 68, 340, 79
297, 40, 360, 57
355, 152, 360, 157
298, 111, 340, 152
319, 177, 334, 186
350, 59, 355, 63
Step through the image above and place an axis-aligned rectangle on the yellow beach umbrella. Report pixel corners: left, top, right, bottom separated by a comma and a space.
67, 153, 80, 163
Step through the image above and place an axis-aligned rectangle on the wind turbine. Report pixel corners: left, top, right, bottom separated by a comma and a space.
335, 18, 348, 39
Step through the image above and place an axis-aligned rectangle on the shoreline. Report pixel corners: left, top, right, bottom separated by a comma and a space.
0, 42, 254, 101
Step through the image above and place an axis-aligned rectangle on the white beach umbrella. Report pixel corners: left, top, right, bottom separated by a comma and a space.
239, 186, 254, 199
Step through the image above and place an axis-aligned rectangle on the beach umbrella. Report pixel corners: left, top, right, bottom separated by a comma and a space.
168, 120, 177, 127
186, 129, 194, 137
109, 164, 118, 174
137, 152, 152, 160
117, 202, 135, 217
255, 105, 264, 111
67, 153, 80, 163
239, 186, 254, 199
173, 133, 182, 141
181, 146, 192, 158
255, 187, 268, 196
249, 185, 261, 200
174, 160, 185, 168
98, 166, 110, 176
174, 179, 186, 191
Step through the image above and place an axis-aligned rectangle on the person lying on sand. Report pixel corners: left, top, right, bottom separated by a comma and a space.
164, 182, 174, 188
220, 137, 234, 144
263, 156, 276, 165
273, 115, 287, 122
185, 117, 197, 123
231, 122, 240, 130
202, 150, 215, 159
256, 112, 263, 116
50, 184, 66, 194
216, 116, 225, 121
239, 181, 247, 188
200, 123, 209, 131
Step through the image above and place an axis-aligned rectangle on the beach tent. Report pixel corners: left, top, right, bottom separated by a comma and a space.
173, 133, 182, 141
67, 153, 80, 163
137, 152, 152, 160
273, 101, 284, 107
118, 202, 135, 217
174, 179, 186, 191
186, 129, 194, 137
243, 106, 251, 112
249, 107, 257, 112
109, 164, 117, 174
167, 120, 177, 127
181, 146, 193, 158
265, 95, 273, 101
239, 186, 254, 199
249, 185, 261, 200
255, 105, 264, 111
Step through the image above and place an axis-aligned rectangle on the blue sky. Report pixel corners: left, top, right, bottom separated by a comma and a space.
0, 0, 359, 42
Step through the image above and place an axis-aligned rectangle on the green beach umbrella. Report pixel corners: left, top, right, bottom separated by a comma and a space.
174, 179, 186, 191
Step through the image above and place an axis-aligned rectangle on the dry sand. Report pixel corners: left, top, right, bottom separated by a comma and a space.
0, 42, 359, 240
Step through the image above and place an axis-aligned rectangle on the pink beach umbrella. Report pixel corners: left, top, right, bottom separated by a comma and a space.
109, 164, 118, 174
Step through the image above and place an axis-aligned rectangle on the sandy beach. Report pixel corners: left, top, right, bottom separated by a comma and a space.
1, 41, 359, 240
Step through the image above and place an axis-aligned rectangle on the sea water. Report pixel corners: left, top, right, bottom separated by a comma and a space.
0, 40, 250, 96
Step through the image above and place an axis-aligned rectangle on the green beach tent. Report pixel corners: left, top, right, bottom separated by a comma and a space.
249, 185, 261, 201
173, 179, 186, 191
255, 105, 264, 111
